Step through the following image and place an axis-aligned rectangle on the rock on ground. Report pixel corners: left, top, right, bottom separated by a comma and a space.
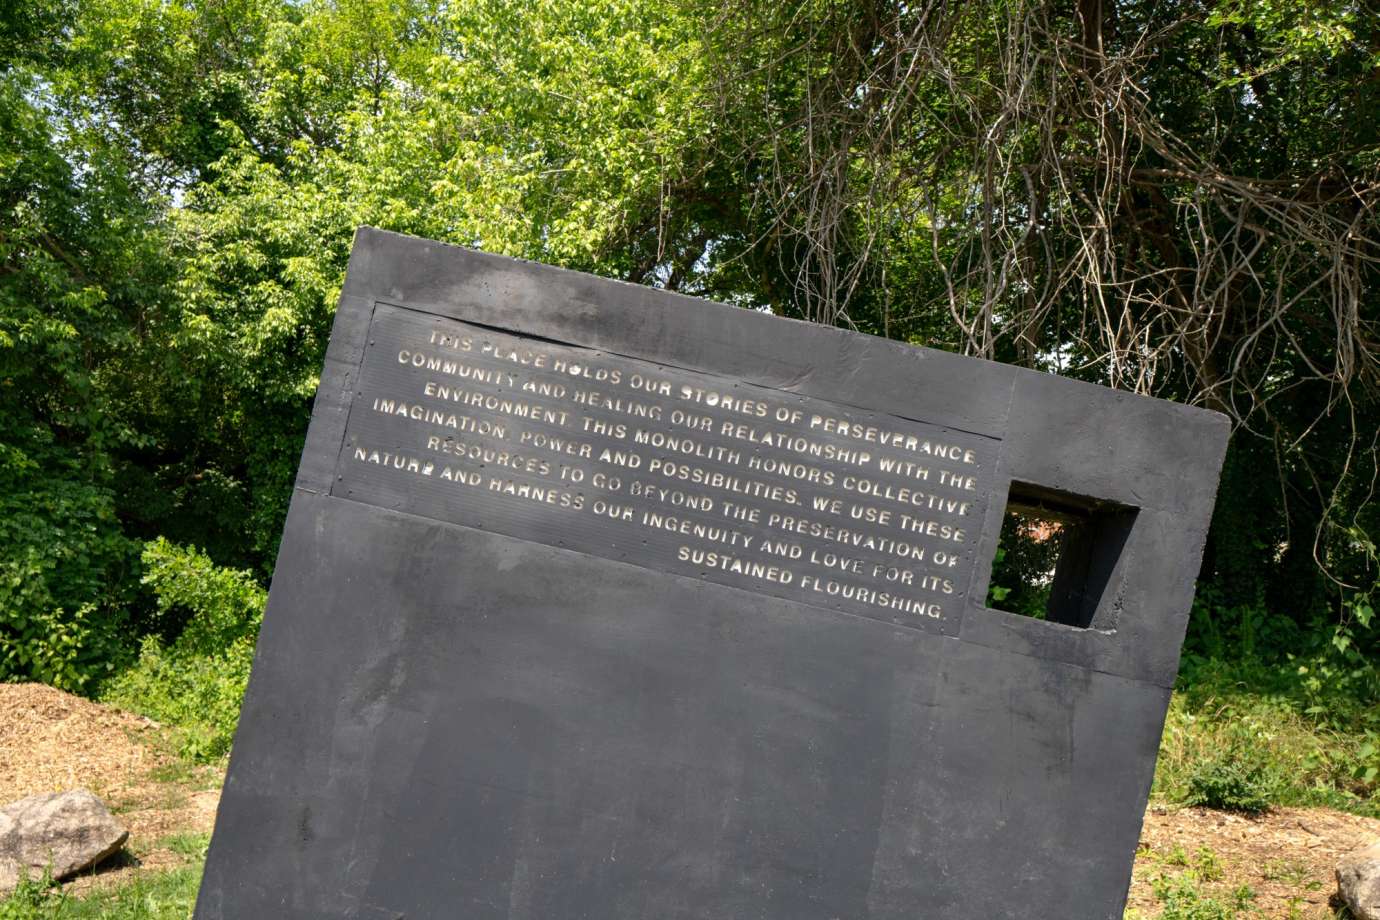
1339, 842, 1380, 920
0, 789, 129, 892
0, 683, 221, 897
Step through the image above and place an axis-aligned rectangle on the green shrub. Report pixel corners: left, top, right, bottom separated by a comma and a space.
104, 635, 256, 761
137, 537, 265, 654
102, 539, 264, 762
1155, 654, 1380, 816
1183, 747, 1277, 815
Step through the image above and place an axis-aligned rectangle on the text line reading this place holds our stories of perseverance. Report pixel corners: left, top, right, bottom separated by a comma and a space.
333, 303, 997, 631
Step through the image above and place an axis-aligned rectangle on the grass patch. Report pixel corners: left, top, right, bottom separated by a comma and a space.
1154, 656, 1380, 816
157, 834, 211, 862
0, 864, 202, 920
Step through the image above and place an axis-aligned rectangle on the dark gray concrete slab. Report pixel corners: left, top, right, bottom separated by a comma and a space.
195, 228, 1229, 919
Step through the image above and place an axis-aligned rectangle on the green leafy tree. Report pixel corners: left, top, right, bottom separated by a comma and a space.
0, 0, 1374, 697
0, 51, 169, 687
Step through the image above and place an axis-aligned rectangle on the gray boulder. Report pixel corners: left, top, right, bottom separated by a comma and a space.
0, 790, 129, 892
1339, 842, 1380, 920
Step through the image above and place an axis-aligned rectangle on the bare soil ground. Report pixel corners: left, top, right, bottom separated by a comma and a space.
3, 682, 1378, 914
1130, 803, 1380, 917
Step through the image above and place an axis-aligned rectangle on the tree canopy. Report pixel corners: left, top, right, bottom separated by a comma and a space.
2, 0, 1376, 688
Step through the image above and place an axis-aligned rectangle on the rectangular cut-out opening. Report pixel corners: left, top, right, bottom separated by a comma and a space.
985, 482, 1138, 628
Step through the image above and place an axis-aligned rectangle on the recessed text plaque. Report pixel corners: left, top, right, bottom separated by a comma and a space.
333, 302, 996, 631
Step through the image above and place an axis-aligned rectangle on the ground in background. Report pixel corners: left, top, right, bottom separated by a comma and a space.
1130, 803, 1380, 917
2, 684, 1377, 917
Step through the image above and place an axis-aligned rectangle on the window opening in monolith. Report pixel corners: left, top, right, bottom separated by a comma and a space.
986, 482, 1137, 629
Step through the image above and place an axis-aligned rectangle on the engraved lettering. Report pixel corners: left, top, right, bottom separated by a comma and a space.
339, 306, 998, 631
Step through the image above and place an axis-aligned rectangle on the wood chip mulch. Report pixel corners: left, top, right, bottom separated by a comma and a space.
1, 682, 221, 892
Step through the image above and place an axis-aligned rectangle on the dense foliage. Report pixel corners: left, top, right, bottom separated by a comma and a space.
1, 0, 1375, 710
